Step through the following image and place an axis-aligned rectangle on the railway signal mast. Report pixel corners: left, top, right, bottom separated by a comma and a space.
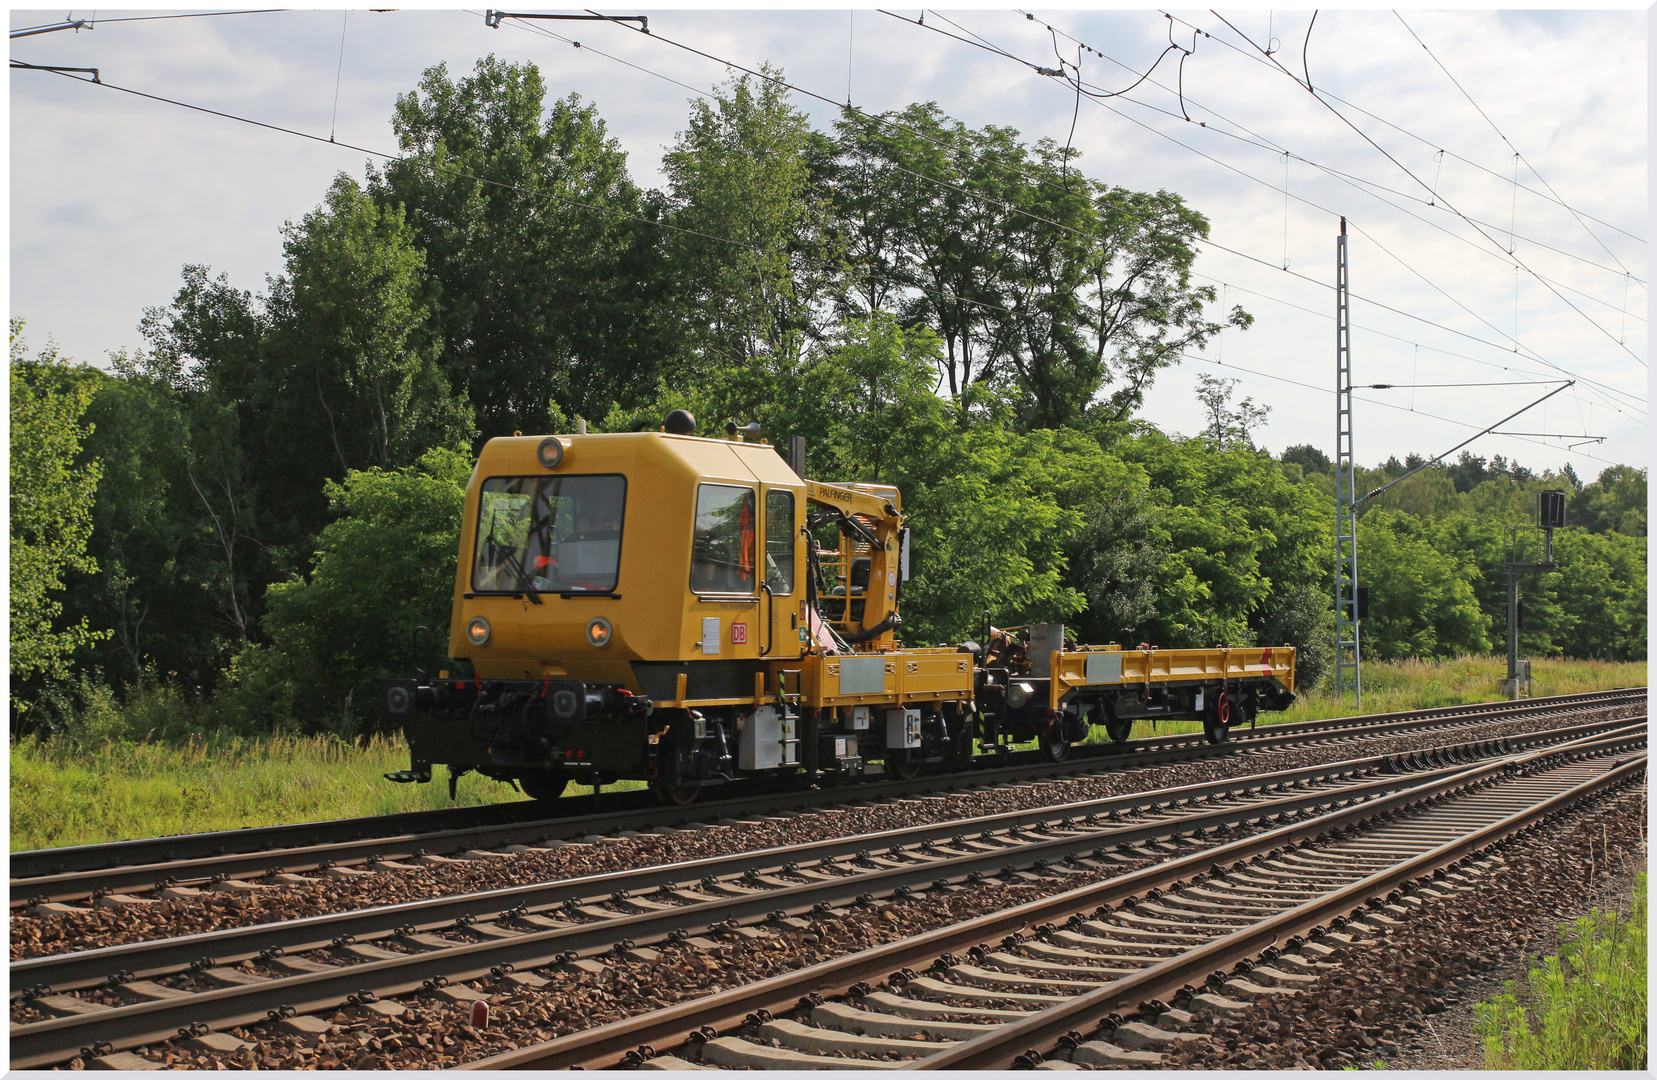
1333, 218, 1362, 708
1503, 491, 1565, 699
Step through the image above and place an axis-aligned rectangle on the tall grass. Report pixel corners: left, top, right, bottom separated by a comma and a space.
1474, 873, 1647, 1070
1280, 654, 1647, 724
9, 734, 526, 851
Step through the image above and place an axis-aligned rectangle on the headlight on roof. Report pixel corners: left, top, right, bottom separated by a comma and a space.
466, 616, 492, 647
537, 437, 565, 469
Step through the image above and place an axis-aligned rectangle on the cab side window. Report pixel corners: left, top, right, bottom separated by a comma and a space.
691, 484, 756, 594
764, 489, 794, 595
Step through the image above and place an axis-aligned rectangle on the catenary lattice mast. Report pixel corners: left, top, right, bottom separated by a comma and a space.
1334, 218, 1361, 707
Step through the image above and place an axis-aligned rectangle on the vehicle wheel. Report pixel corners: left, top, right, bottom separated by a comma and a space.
891, 754, 923, 781
652, 775, 701, 806
1039, 730, 1072, 762
519, 771, 569, 801
1203, 690, 1233, 745
1105, 712, 1134, 744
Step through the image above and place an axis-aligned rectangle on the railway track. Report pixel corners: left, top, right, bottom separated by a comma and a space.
12, 688, 1642, 908
9, 712, 1643, 1070
462, 723, 1646, 1071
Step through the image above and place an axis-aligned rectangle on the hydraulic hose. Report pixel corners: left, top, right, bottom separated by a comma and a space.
841, 613, 901, 643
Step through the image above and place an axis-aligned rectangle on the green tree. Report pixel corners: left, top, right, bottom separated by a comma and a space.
598, 310, 950, 486
1063, 478, 1167, 646
372, 56, 670, 436
1425, 512, 1512, 642
1257, 584, 1335, 691
138, 267, 281, 618
827, 104, 1245, 426
266, 174, 470, 476
892, 412, 1092, 645
1280, 443, 1332, 474
828, 103, 1018, 398
1356, 510, 1490, 659
1194, 373, 1271, 448
10, 322, 107, 689
1547, 529, 1645, 660
1373, 467, 1460, 520
237, 448, 472, 736
58, 358, 236, 688
1114, 427, 1329, 648
1570, 465, 1646, 536
663, 68, 834, 375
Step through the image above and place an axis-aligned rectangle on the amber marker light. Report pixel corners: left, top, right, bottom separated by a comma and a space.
586, 617, 613, 648
466, 616, 492, 647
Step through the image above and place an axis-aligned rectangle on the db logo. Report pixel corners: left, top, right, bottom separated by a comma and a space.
731, 623, 749, 645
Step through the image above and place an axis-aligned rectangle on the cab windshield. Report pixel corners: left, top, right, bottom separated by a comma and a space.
472, 475, 625, 594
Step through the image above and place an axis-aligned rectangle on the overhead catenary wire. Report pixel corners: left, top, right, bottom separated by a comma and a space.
1158, 9, 1647, 254
1392, 10, 1641, 283
1366, 380, 1559, 389
583, 5, 1649, 417
1354, 381, 1577, 502
1206, 9, 1646, 368
1019, 10, 1645, 290
10, 10, 285, 36
1185, 270, 1631, 410
1004, 7, 1652, 384
612, 4, 1644, 411
17, 37, 1186, 411
1177, 351, 1619, 467
328, 10, 348, 143
23, 65, 774, 257
878, 9, 1646, 415
536, 5, 1648, 398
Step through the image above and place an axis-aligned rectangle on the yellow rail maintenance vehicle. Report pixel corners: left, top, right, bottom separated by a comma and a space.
383, 411, 1296, 803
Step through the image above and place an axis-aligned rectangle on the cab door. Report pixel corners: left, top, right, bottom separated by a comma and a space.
759, 485, 804, 659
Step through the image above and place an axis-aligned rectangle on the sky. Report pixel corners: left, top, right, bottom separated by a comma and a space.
9, 6, 1649, 478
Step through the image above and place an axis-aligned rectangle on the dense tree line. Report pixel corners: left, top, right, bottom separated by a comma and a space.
10, 57, 1645, 740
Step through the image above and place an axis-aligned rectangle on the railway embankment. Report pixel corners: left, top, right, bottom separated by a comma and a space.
9, 711, 1643, 1071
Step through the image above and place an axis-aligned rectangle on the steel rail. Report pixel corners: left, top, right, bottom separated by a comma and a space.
910, 753, 1648, 1068
14, 688, 1639, 882
23, 729, 1641, 1071
15, 689, 1639, 906
450, 726, 1645, 1070
3, 757, 1447, 999
7, 728, 1527, 994
17, 714, 1633, 998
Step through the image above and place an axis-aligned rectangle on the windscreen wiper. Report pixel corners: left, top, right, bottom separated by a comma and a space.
513, 499, 557, 604
495, 548, 542, 604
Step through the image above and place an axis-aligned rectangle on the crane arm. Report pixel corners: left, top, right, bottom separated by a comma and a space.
802, 480, 904, 648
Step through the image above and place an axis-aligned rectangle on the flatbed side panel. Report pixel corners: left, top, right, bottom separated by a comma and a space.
1050, 646, 1296, 707
793, 651, 975, 708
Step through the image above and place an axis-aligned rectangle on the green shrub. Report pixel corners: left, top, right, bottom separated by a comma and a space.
1474, 873, 1646, 1069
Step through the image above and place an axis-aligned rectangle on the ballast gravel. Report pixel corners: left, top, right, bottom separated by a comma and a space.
28, 750, 1645, 1070
1153, 781, 1646, 1071
48, 869, 1130, 1069
13, 701, 1640, 964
